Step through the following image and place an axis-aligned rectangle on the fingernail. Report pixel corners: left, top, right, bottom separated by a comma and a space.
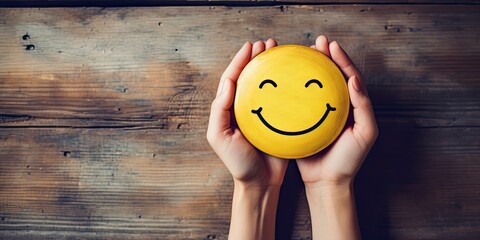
331, 41, 341, 50
352, 76, 361, 93
320, 35, 328, 41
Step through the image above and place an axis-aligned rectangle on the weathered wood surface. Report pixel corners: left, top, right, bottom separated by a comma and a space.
1, 0, 479, 7
0, 5, 479, 240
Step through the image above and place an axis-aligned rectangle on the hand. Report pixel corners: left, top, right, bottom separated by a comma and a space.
296, 35, 378, 240
207, 39, 288, 240
296, 35, 378, 188
207, 39, 288, 188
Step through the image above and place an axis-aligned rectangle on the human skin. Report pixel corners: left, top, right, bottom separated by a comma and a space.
296, 35, 378, 240
207, 38, 288, 240
206, 35, 378, 240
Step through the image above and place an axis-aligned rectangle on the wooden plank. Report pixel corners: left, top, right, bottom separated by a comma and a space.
356, 127, 480, 239
0, 0, 479, 8
0, 127, 478, 239
0, 6, 479, 129
0, 128, 232, 239
0, 5, 479, 240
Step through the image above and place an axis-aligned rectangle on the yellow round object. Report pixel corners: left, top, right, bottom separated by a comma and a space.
234, 45, 350, 159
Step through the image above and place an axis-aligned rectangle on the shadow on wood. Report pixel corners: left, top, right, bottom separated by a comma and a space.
356, 126, 419, 239
276, 160, 305, 240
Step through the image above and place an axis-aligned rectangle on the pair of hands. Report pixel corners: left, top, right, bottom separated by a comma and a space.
207, 36, 378, 190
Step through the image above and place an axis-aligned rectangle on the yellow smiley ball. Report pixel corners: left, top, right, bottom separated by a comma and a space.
234, 45, 350, 159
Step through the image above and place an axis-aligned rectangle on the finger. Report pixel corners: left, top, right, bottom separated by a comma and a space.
329, 41, 362, 80
265, 38, 278, 50
251, 40, 266, 59
315, 35, 331, 57
310, 45, 316, 49
330, 41, 369, 95
217, 41, 252, 96
207, 78, 236, 144
348, 76, 378, 145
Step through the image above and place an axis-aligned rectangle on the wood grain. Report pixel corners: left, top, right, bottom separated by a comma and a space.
1, 0, 479, 7
0, 5, 479, 240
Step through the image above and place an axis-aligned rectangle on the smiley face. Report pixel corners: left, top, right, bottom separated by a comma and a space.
251, 78, 337, 136
234, 45, 350, 159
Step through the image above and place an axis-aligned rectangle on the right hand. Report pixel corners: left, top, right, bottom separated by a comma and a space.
206, 39, 289, 188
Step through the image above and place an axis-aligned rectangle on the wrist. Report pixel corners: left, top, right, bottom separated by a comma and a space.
232, 180, 282, 212
304, 180, 360, 240
229, 181, 281, 240
305, 180, 353, 206
304, 177, 353, 193
234, 179, 282, 194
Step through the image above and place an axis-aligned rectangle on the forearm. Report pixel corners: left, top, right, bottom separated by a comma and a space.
228, 181, 281, 240
305, 181, 361, 240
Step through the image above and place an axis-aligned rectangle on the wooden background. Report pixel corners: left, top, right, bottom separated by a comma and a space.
0, 1, 479, 239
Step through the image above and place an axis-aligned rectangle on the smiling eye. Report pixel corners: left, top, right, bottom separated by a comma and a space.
259, 79, 277, 89
305, 79, 323, 88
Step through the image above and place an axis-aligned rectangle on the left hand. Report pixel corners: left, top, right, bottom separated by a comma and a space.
296, 35, 379, 188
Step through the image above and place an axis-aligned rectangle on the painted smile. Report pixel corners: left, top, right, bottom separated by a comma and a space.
251, 103, 336, 136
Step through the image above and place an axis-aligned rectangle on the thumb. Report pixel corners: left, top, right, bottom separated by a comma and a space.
348, 76, 378, 145
207, 78, 235, 144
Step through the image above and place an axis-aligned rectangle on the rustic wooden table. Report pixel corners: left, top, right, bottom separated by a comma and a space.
1, 1, 479, 239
